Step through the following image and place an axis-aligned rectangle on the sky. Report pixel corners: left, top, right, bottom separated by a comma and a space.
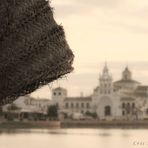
31, 0, 148, 99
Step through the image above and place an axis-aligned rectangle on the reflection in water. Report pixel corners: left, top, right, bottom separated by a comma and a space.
0, 128, 148, 148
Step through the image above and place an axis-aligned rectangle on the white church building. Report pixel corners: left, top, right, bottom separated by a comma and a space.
51, 64, 148, 120
92, 64, 121, 119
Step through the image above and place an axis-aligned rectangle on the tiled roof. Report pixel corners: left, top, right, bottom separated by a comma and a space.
134, 86, 148, 97
64, 96, 92, 102
136, 86, 148, 91
53, 87, 67, 91
114, 79, 140, 84
121, 97, 135, 101
135, 93, 148, 97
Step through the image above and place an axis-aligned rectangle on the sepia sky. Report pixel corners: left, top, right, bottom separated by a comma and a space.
31, 0, 148, 99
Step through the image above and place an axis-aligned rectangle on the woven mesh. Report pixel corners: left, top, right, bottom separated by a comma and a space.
0, 0, 74, 105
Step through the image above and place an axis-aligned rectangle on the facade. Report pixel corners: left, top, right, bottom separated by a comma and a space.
3, 96, 51, 114
64, 96, 92, 116
51, 64, 148, 120
92, 63, 121, 120
51, 87, 93, 116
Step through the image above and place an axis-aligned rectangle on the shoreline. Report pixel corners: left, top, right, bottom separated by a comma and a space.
0, 121, 61, 129
61, 120, 148, 128
0, 120, 148, 129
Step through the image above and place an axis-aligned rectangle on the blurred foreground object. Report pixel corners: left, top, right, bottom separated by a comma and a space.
0, 0, 74, 105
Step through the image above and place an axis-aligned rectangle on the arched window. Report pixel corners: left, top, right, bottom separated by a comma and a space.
104, 106, 111, 116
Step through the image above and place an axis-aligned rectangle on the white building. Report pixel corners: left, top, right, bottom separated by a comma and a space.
7, 64, 148, 120
51, 64, 148, 120
3, 95, 51, 114
92, 63, 121, 120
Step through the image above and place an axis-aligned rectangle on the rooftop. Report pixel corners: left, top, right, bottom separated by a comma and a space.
134, 86, 148, 97
64, 96, 92, 102
136, 86, 148, 91
121, 97, 135, 101
53, 87, 67, 91
114, 79, 140, 84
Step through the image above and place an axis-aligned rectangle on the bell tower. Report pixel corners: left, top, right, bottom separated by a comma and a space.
99, 63, 113, 95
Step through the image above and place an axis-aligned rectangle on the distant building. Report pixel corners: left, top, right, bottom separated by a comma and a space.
114, 66, 140, 92
51, 64, 148, 120
92, 63, 121, 120
3, 96, 51, 114
7, 64, 148, 120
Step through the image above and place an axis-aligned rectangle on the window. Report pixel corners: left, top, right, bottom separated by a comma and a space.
132, 103, 135, 108
65, 103, 69, 108
104, 106, 111, 116
56, 103, 59, 107
127, 103, 130, 107
127, 110, 130, 114
122, 103, 125, 108
81, 103, 84, 108
59, 92, 61, 95
86, 103, 90, 108
53, 92, 56, 96
71, 103, 74, 108
124, 74, 128, 80
76, 103, 79, 108
122, 111, 125, 116
146, 109, 148, 115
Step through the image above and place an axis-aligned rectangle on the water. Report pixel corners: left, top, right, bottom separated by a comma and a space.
0, 128, 148, 148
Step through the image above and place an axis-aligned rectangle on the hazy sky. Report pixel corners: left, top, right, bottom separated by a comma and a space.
31, 0, 148, 99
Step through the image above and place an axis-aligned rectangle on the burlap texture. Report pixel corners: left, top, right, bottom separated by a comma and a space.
0, 0, 74, 105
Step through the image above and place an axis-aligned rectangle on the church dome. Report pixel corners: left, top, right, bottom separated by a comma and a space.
114, 66, 140, 91
122, 66, 132, 80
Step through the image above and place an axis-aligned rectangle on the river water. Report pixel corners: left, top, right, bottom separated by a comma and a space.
0, 128, 148, 148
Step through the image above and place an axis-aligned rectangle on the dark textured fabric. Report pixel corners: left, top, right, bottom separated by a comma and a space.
0, 0, 74, 105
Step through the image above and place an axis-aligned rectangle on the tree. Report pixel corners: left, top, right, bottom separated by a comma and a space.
5, 103, 21, 121
0, 106, 3, 116
85, 111, 98, 119
47, 105, 58, 119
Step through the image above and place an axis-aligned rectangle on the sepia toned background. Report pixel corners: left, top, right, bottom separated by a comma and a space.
31, 0, 148, 99
1, 1, 148, 148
